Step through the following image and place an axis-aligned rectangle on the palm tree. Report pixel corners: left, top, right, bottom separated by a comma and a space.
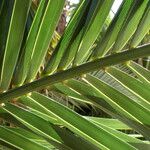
0, 0, 150, 149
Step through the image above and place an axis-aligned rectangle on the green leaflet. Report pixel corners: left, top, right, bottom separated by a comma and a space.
43, 0, 91, 75
1, 103, 63, 144
83, 74, 150, 126
13, 0, 47, 86
92, 124, 150, 150
130, 3, 150, 47
86, 118, 150, 150
57, 0, 103, 70
0, 0, 4, 15
66, 78, 136, 121
0, 126, 49, 150
58, 28, 84, 70
107, 67, 150, 109
25, 0, 65, 82
8, 127, 56, 149
0, 0, 14, 77
29, 92, 136, 150
54, 83, 91, 104
86, 117, 131, 130
51, 125, 99, 150
0, 0, 31, 91
18, 96, 59, 124
57, 0, 104, 70
73, 0, 114, 65
64, 79, 150, 140
19, 94, 148, 150
0, 110, 71, 150
92, 0, 133, 58
18, 96, 100, 150
128, 61, 150, 85
111, 0, 149, 53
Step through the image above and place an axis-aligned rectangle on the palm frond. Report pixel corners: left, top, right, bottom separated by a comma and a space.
0, 0, 150, 149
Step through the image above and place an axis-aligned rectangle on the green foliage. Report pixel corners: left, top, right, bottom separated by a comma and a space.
0, 0, 150, 149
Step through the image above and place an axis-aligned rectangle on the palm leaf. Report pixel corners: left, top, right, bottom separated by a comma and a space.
0, 125, 50, 150
0, 0, 31, 91
0, 0, 150, 149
